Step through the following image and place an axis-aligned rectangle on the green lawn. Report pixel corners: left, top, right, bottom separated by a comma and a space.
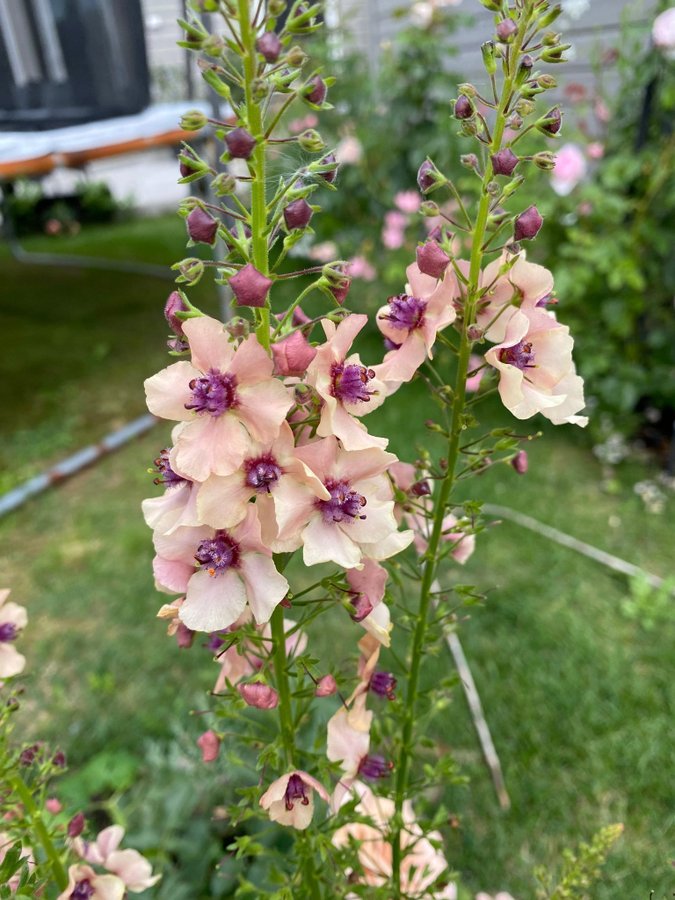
1, 217, 673, 898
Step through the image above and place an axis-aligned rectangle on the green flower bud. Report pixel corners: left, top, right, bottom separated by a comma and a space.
457, 82, 477, 98
268, 0, 287, 14
173, 257, 205, 286
419, 200, 440, 217
180, 109, 208, 131
297, 129, 326, 152
538, 4, 562, 28
516, 98, 535, 117
211, 172, 238, 195
531, 151, 556, 170
286, 45, 307, 67
538, 73, 557, 89
481, 41, 497, 75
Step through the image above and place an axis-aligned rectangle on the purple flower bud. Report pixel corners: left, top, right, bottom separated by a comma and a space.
283, 198, 314, 230
175, 622, 195, 648
540, 106, 563, 136
225, 127, 256, 159
496, 18, 517, 41
256, 31, 282, 62
357, 753, 393, 780
19, 743, 41, 766
238, 682, 279, 709
416, 240, 450, 279
230, 263, 274, 308
68, 813, 86, 838
491, 148, 519, 176
454, 94, 474, 120
304, 75, 327, 105
164, 290, 189, 336
318, 152, 338, 183
511, 450, 528, 474
315, 674, 338, 697
417, 159, 444, 194
186, 206, 219, 245
514, 205, 544, 241
179, 147, 200, 178
349, 592, 373, 622
52, 750, 67, 768
460, 153, 479, 170
370, 671, 397, 700
411, 479, 431, 497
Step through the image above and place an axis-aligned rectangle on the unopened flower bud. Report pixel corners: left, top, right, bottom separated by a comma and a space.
460, 119, 478, 136
515, 54, 534, 85
539, 4, 562, 27
508, 113, 523, 130
174, 257, 204, 286
175, 622, 194, 648
467, 324, 483, 341
68, 813, 86, 838
481, 41, 497, 75
314, 152, 338, 183
52, 750, 67, 768
419, 200, 440, 217
417, 159, 444, 193
315, 674, 338, 697
202, 34, 225, 57
256, 31, 283, 63
491, 148, 519, 176
186, 206, 219, 245
416, 240, 450, 278
511, 450, 528, 474
303, 75, 327, 106
197, 729, 221, 762
461, 153, 479, 170
238, 682, 279, 709
251, 77, 268, 102
514, 205, 543, 241
180, 109, 208, 131
457, 82, 477, 97
230, 263, 274, 307
539, 74, 558, 90
164, 290, 189, 336
45, 798, 63, 814
516, 98, 535, 117
478, 0, 501, 11
178, 146, 209, 180
541, 44, 570, 63
532, 150, 556, 170
211, 172, 237, 196
285, 44, 307, 67
225, 127, 256, 159
454, 94, 474, 120
411, 479, 431, 497
542, 31, 561, 47
272, 331, 317, 376
320, 262, 352, 304
284, 198, 314, 230
297, 129, 326, 152
538, 106, 563, 136
496, 18, 517, 42
268, 0, 286, 14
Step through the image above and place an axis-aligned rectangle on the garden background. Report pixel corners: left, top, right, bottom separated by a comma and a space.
1, 0, 673, 897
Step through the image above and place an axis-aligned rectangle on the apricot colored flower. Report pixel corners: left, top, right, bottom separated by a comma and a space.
484, 309, 587, 426
144, 316, 291, 481
377, 262, 458, 388
346, 560, 393, 646
474, 254, 555, 343
73, 825, 160, 892
260, 771, 330, 830
0, 590, 27, 679
57, 865, 125, 900
153, 507, 289, 632
273, 437, 413, 569
307, 314, 388, 451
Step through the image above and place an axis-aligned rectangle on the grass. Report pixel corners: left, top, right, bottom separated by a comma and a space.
1, 216, 673, 898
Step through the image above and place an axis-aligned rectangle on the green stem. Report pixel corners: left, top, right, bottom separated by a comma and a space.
270, 605, 296, 768
237, 0, 270, 351
390, 6, 535, 894
11, 774, 68, 890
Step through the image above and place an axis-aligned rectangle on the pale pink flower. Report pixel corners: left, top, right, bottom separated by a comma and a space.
153, 506, 289, 632
197, 729, 220, 762
57, 864, 125, 900
394, 190, 422, 214
144, 316, 292, 482
384, 210, 408, 231
594, 98, 610, 123
142, 444, 201, 536
306, 315, 388, 451
485, 309, 588, 426
347, 255, 376, 281
326, 695, 372, 778
382, 226, 406, 250
195, 421, 329, 547
212, 615, 307, 693
260, 770, 330, 830
308, 240, 338, 262
332, 782, 457, 898
0, 590, 27, 679
377, 261, 459, 388
551, 143, 587, 195
586, 141, 604, 160
273, 437, 413, 569
466, 354, 486, 393
653, 8, 675, 56
336, 135, 363, 165
474, 254, 555, 343
476, 893, 517, 900
74, 826, 160, 892
346, 560, 392, 646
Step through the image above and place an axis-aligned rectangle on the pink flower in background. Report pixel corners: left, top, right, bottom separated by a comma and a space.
466, 354, 485, 393
260, 771, 330, 830
336, 135, 363, 165
394, 191, 422, 214
0, 590, 27, 679
308, 240, 338, 262
288, 113, 319, 134
384, 211, 408, 231
273, 437, 413, 569
197, 729, 221, 762
586, 141, 604, 160
594, 98, 610, 123
653, 8, 675, 56
347, 255, 376, 281
377, 262, 459, 387
307, 314, 388, 451
485, 309, 587, 426
382, 226, 406, 250
144, 316, 291, 482
551, 143, 587, 195
153, 506, 289, 632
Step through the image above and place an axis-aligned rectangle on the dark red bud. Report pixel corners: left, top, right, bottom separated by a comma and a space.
186, 206, 219, 245
541, 106, 563, 135
256, 31, 282, 62
318, 152, 338, 183
283, 198, 314, 230
491, 148, 519, 176
511, 450, 528, 474
514, 205, 543, 241
411, 479, 431, 497
454, 94, 474, 119
164, 291, 189, 336
229, 263, 274, 307
68, 813, 86, 838
304, 76, 327, 105
225, 127, 256, 159
416, 240, 450, 279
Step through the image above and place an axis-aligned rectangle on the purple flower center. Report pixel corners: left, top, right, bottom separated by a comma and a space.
284, 773, 310, 810
185, 368, 238, 417
70, 881, 95, 900
244, 454, 282, 493
0, 622, 17, 642
381, 294, 427, 331
153, 448, 187, 487
535, 293, 557, 308
370, 671, 397, 700
318, 479, 367, 524
195, 531, 240, 575
498, 339, 536, 370
331, 363, 377, 405
358, 753, 393, 780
